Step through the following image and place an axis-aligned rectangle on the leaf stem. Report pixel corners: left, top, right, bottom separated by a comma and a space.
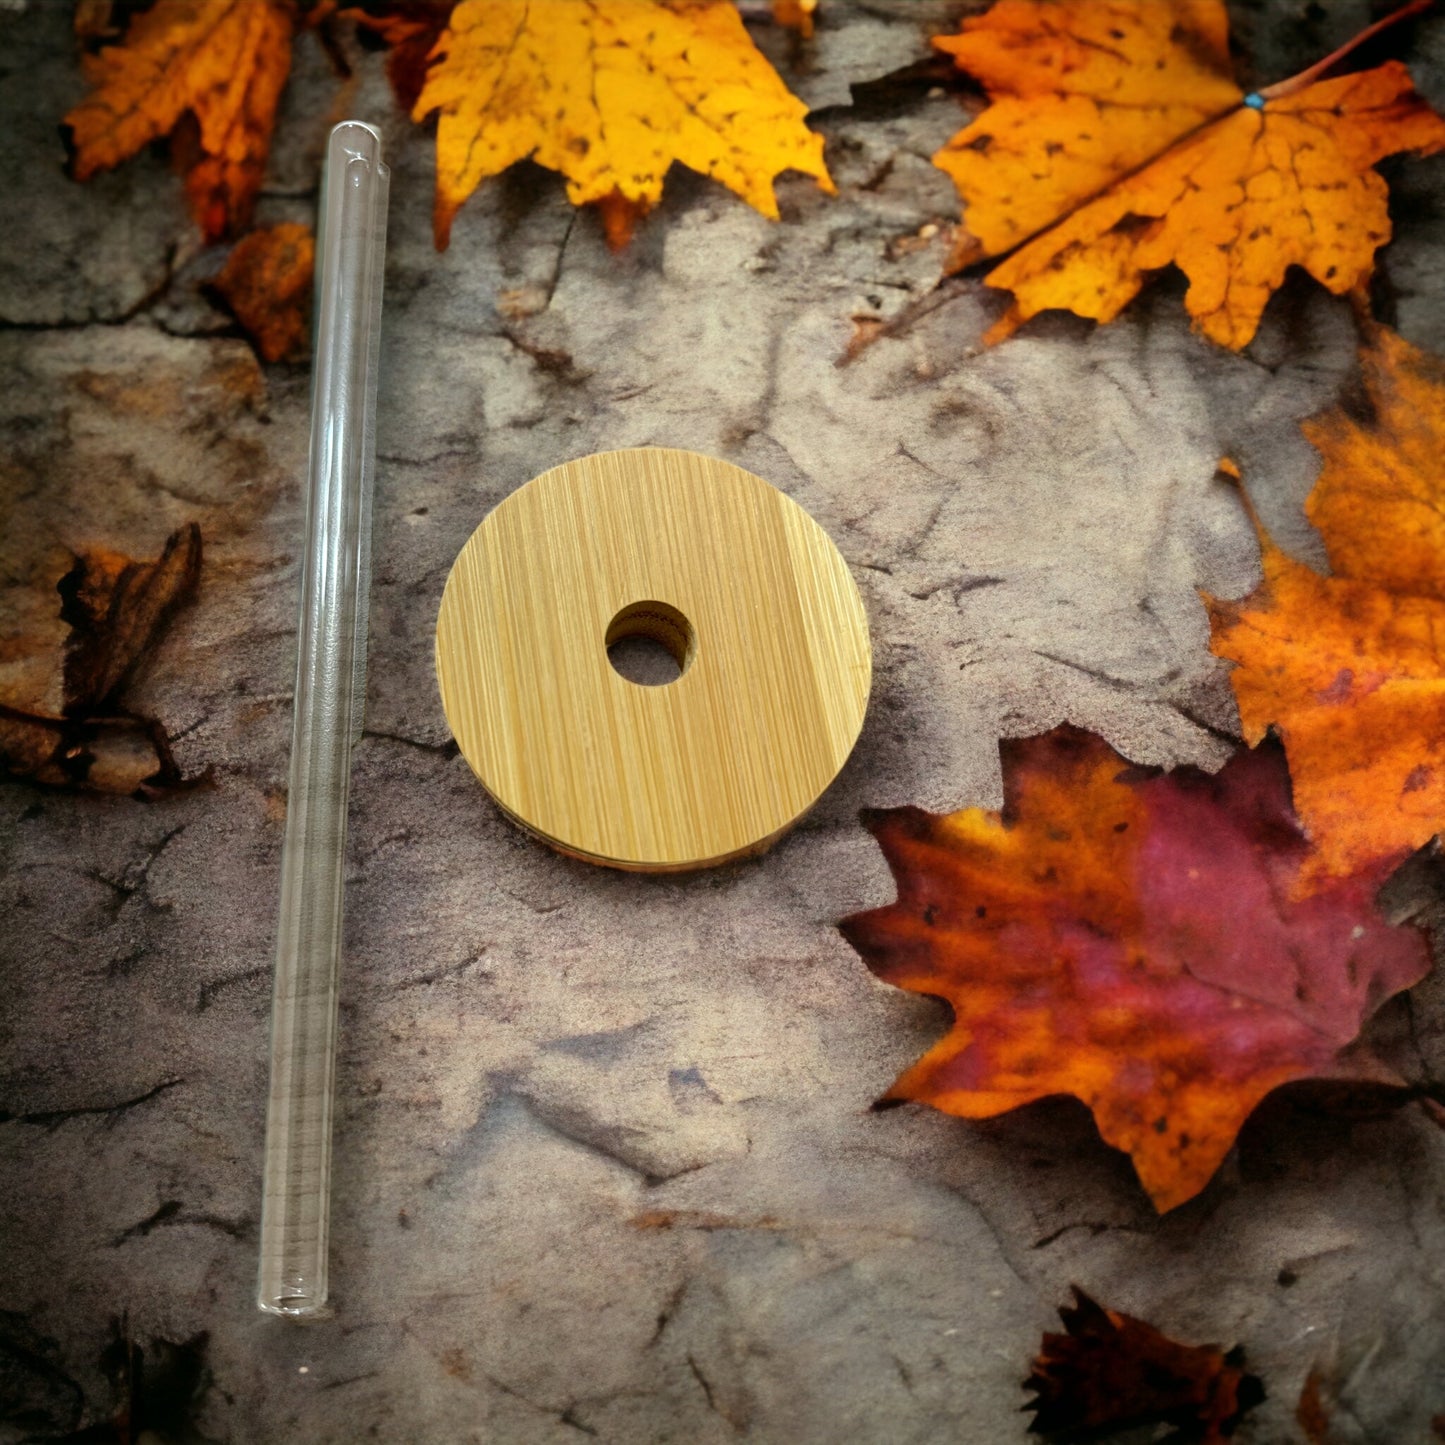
1258, 0, 1434, 102
1215, 460, 1269, 541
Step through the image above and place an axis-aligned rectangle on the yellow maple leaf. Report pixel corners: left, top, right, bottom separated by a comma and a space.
932, 0, 1445, 348
64, 0, 294, 243
413, 0, 835, 249
934, 0, 1241, 263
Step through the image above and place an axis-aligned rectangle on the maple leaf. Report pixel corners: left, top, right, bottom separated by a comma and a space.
1208, 325, 1445, 888
1025, 1288, 1263, 1443
931, 0, 1445, 348
211, 222, 315, 363
1304, 324, 1445, 597
839, 727, 1431, 1212
411, 0, 834, 249
0, 525, 204, 796
64, 0, 295, 242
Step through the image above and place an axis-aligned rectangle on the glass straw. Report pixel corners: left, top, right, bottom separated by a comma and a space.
258, 121, 389, 1318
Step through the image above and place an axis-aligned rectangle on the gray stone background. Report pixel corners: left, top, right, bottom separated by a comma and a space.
3, 1, 1445, 1440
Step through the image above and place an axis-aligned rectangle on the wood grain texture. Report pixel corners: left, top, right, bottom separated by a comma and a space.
435, 447, 871, 869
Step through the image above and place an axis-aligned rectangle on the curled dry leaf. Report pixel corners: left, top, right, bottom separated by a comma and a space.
931, 0, 1445, 348
1208, 326, 1445, 889
0, 706, 188, 798
0, 525, 204, 797
61, 525, 202, 713
412, 0, 834, 248
1025, 1288, 1263, 1443
63, 0, 295, 241
839, 727, 1431, 1211
211, 222, 315, 363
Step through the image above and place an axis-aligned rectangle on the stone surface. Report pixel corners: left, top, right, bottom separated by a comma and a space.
2, 3, 1445, 1442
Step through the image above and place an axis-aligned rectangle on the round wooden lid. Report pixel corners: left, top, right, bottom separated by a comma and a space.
435, 447, 871, 870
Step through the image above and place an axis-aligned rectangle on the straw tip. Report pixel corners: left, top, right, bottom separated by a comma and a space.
258, 1293, 334, 1321
329, 120, 385, 165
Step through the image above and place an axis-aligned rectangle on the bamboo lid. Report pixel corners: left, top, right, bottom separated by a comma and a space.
435, 447, 871, 871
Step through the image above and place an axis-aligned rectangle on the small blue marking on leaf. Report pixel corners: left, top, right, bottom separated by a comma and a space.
1243, 93, 1265, 110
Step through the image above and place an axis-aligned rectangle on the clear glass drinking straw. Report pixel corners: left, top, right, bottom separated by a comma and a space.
258, 121, 389, 1317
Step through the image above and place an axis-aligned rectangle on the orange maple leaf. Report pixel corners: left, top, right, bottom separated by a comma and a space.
839, 727, 1431, 1212
211, 222, 315, 363
64, 0, 295, 242
411, 0, 834, 249
1208, 325, 1445, 888
931, 0, 1445, 348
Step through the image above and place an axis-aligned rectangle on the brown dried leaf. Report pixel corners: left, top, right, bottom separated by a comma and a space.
0, 525, 204, 797
1026, 1288, 1263, 1442
60, 524, 202, 714
211, 222, 315, 363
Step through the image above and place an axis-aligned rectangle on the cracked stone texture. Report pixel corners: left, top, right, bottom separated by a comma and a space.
3, 2, 1445, 1442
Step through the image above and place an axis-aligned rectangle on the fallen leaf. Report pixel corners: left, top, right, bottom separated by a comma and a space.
344, 1, 453, 112
934, 1, 1240, 261
1025, 1288, 1263, 1443
412, 0, 834, 248
211, 222, 315, 363
1304, 324, 1445, 599
0, 525, 204, 797
931, 0, 1445, 348
64, 0, 295, 241
60, 526, 204, 713
1207, 537, 1445, 890
839, 727, 1431, 1211
1208, 326, 1445, 887
0, 707, 189, 797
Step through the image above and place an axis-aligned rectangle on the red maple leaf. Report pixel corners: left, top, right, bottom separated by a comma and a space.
840, 727, 1432, 1210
